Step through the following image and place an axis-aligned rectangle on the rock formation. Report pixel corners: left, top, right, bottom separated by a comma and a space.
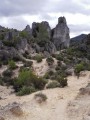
24, 25, 32, 36
0, 16, 71, 60
52, 16, 70, 50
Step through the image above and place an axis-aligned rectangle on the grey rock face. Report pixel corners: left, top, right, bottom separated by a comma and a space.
0, 47, 19, 61
24, 25, 32, 35
16, 38, 28, 53
44, 41, 56, 54
4, 29, 19, 41
52, 16, 70, 50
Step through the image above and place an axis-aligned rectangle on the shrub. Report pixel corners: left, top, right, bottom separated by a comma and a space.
19, 31, 28, 38
44, 70, 54, 79
33, 54, 43, 63
55, 54, 63, 61
3, 69, 13, 77
13, 70, 47, 94
8, 60, 17, 70
44, 72, 50, 79
16, 86, 36, 96
46, 57, 54, 66
46, 81, 60, 88
24, 61, 33, 67
57, 76, 67, 87
74, 63, 85, 74
34, 92, 47, 103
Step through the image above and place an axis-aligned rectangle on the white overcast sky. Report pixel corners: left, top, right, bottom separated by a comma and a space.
0, 0, 90, 38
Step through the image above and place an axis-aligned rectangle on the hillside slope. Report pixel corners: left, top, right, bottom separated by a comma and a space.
0, 71, 90, 120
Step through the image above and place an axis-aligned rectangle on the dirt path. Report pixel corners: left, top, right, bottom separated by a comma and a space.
32, 58, 57, 76
0, 71, 90, 120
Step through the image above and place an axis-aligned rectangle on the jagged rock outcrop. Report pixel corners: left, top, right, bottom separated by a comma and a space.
0, 16, 71, 59
4, 29, 19, 40
32, 21, 56, 53
32, 21, 51, 39
24, 25, 32, 36
52, 16, 70, 50
0, 47, 20, 62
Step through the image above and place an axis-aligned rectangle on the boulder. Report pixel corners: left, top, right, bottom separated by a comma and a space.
52, 16, 70, 50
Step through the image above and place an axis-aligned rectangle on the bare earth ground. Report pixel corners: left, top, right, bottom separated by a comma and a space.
0, 60, 90, 120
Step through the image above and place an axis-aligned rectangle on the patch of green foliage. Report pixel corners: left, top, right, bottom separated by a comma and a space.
46, 81, 60, 88
16, 86, 36, 96
33, 54, 43, 63
8, 60, 17, 70
34, 23, 49, 47
19, 31, 29, 38
13, 69, 47, 95
74, 63, 85, 74
46, 57, 54, 66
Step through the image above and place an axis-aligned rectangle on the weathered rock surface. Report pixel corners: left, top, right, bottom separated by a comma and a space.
52, 16, 70, 50
44, 41, 56, 54
4, 29, 19, 41
0, 16, 71, 59
24, 25, 32, 35
32, 21, 51, 39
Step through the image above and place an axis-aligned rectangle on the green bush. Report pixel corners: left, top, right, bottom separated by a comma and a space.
34, 92, 47, 102
8, 60, 17, 70
13, 70, 47, 95
57, 76, 67, 87
19, 31, 29, 38
74, 63, 85, 73
33, 54, 43, 63
55, 54, 63, 61
46, 81, 60, 88
16, 86, 36, 96
46, 57, 54, 66
44, 72, 50, 79
44, 70, 54, 79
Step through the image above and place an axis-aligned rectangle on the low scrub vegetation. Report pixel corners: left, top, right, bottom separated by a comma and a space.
46, 81, 60, 88
8, 60, 17, 70
74, 63, 85, 74
46, 57, 54, 66
13, 69, 47, 95
57, 76, 68, 87
34, 92, 47, 103
33, 54, 43, 63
